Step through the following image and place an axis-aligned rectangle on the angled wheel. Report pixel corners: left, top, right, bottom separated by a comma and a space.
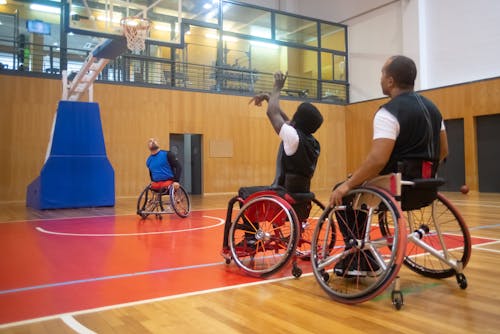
228, 195, 300, 277
404, 193, 471, 278
296, 197, 326, 260
170, 185, 191, 218
137, 185, 161, 218
311, 187, 407, 304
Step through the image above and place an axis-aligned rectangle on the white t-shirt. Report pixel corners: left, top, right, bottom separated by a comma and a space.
373, 107, 445, 140
279, 123, 300, 156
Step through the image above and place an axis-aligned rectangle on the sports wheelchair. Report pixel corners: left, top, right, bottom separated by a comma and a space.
137, 181, 191, 219
221, 186, 325, 278
310, 173, 471, 309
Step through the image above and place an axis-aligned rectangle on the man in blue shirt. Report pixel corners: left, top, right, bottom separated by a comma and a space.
146, 138, 182, 191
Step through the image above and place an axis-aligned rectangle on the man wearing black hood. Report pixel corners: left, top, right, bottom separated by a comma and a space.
248, 70, 323, 194
221, 71, 323, 254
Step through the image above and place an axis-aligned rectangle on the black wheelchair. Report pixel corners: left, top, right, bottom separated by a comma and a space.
137, 181, 191, 219
310, 173, 471, 309
221, 186, 325, 278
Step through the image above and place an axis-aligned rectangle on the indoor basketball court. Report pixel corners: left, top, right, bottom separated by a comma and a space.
1, 0, 500, 333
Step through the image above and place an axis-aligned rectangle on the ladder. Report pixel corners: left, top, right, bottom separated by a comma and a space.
62, 38, 127, 102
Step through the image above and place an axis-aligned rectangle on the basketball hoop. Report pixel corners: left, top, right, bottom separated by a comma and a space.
120, 16, 151, 52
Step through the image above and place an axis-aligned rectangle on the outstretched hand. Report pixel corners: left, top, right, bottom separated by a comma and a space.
248, 92, 270, 106
273, 71, 288, 91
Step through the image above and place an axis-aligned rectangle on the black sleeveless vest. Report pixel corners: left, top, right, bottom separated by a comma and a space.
379, 92, 443, 177
272, 129, 320, 193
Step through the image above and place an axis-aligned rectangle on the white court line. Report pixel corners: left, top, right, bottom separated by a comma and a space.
35, 215, 224, 237
473, 246, 500, 254
3, 206, 229, 224
60, 315, 97, 334
0, 272, 314, 330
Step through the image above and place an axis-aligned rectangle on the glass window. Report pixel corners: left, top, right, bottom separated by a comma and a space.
184, 25, 218, 66
69, 0, 183, 45
334, 54, 346, 81
322, 81, 347, 103
275, 14, 317, 47
321, 52, 333, 81
222, 2, 271, 39
320, 23, 346, 51
182, 0, 219, 24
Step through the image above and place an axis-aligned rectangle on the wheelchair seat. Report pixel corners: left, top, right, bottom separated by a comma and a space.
136, 181, 191, 219
401, 177, 445, 211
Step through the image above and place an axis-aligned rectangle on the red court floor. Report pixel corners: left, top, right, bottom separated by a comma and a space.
0, 209, 301, 325
0, 207, 494, 325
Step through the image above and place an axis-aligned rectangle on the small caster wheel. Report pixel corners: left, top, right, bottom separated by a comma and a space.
225, 258, 231, 265
456, 273, 468, 289
292, 265, 302, 278
321, 270, 330, 282
391, 290, 404, 310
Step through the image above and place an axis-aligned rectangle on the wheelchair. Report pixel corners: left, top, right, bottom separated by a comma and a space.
136, 181, 191, 219
221, 186, 325, 278
310, 173, 471, 309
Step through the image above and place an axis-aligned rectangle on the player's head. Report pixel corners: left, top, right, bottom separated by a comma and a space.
381, 55, 417, 96
291, 102, 323, 134
147, 138, 160, 152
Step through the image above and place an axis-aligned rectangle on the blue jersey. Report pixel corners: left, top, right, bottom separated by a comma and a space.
146, 150, 175, 182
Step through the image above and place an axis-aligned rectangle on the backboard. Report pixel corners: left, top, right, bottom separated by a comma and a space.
68, 0, 183, 46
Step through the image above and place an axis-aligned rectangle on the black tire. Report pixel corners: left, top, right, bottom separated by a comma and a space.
403, 193, 471, 278
170, 185, 191, 218
311, 187, 407, 304
137, 185, 153, 218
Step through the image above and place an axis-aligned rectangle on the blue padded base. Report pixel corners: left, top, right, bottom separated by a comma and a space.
26, 101, 115, 209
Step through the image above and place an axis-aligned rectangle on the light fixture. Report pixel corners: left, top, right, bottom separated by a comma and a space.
30, 4, 61, 14
0, 0, 7, 5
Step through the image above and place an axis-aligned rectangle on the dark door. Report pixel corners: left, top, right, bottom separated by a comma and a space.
169, 134, 202, 194
439, 119, 465, 191
477, 114, 500, 192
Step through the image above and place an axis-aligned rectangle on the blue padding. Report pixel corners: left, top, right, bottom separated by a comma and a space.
27, 101, 115, 209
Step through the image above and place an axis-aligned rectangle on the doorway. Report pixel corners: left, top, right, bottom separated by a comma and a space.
439, 119, 465, 191
169, 134, 203, 194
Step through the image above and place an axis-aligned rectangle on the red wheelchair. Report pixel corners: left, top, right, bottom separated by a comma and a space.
221, 186, 325, 278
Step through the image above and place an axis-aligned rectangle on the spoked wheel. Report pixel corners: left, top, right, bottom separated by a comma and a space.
228, 196, 300, 277
311, 187, 407, 304
170, 185, 191, 218
137, 185, 162, 219
404, 193, 471, 279
296, 198, 326, 260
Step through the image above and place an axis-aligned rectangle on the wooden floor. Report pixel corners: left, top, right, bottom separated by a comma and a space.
1, 190, 500, 333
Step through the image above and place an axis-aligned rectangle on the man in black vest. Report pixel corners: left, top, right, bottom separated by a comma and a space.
250, 71, 323, 194
221, 71, 323, 254
329, 55, 449, 276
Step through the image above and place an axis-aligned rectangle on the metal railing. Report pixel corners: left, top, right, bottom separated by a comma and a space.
0, 39, 348, 103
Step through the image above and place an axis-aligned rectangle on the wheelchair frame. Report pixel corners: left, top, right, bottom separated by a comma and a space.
221, 189, 325, 278
137, 183, 191, 219
310, 174, 471, 309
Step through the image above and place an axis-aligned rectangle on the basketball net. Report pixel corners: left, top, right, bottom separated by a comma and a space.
121, 17, 151, 52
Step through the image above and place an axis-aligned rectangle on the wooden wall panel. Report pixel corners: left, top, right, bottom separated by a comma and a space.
2, 73, 497, 202
0, 75, 344, 202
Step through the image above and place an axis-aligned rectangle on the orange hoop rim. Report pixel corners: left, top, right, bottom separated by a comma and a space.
120, 16, 151, 30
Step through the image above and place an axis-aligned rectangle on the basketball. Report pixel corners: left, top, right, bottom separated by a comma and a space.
460, 185, 469, 194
